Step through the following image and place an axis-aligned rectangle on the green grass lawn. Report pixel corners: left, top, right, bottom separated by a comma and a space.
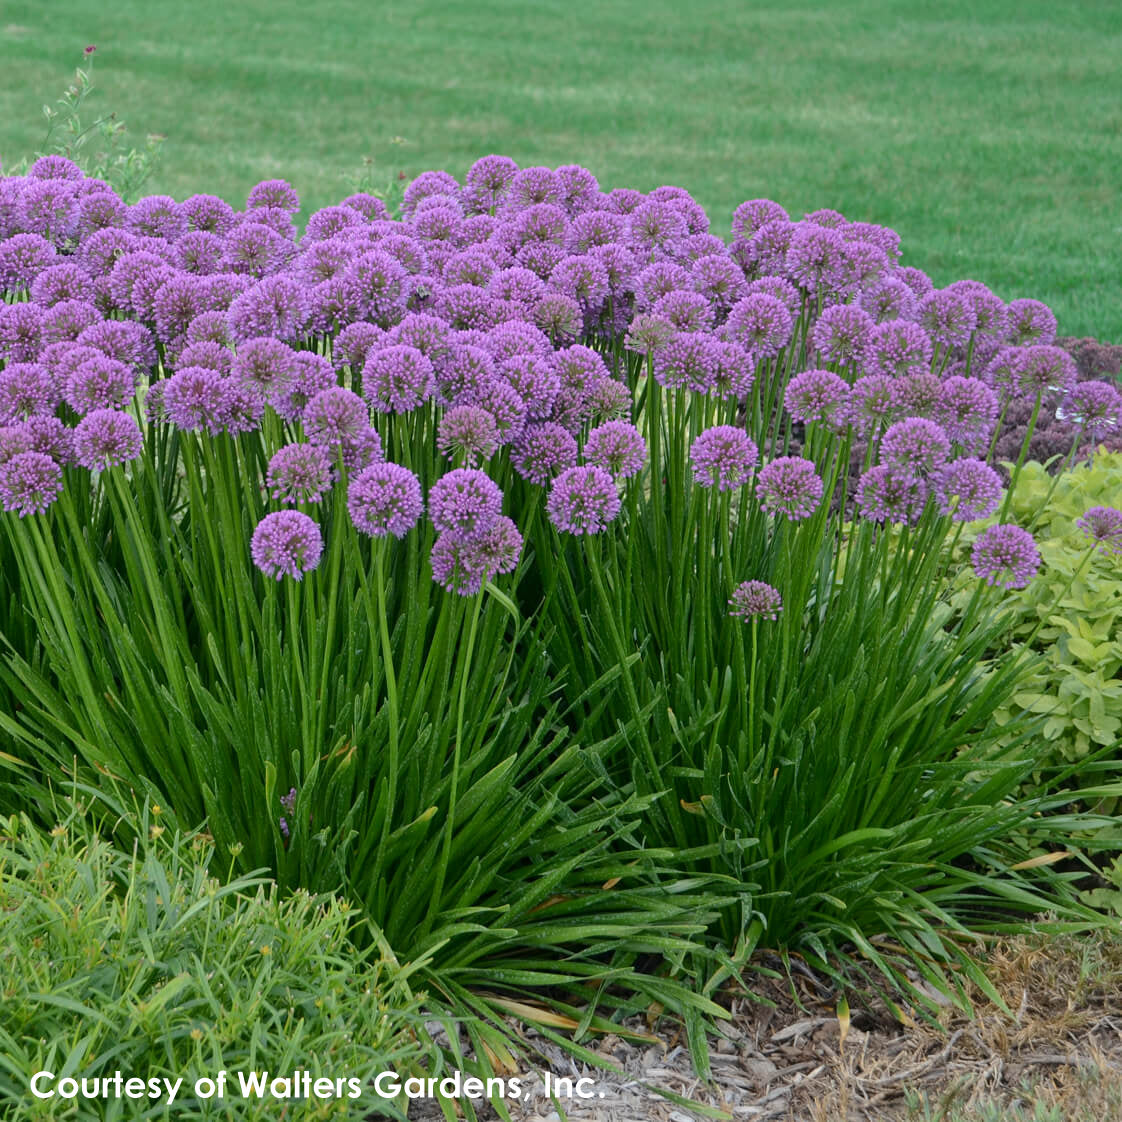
2, 0, 1119, 338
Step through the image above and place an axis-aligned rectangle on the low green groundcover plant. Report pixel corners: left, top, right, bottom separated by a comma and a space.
1, 152, 1121, 1064
0, 803, 433, 1120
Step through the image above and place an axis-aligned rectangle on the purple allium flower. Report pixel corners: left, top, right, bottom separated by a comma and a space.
347, 462, 424, 538
756, 457, 823, 521
303, 386, 370, 443
434, 343, 495, 402
586, 376, 631, 423
30, 263, 94, 307
555, 164, 601, 215
652, 331, 721, 392
549, 254, 609, 311
947, 280, 1008, 341
860, 276, 918, 323
980, 346, 1022, 399
430, 515, 522, 595
728, 579, 782, 621
18, 178, 80, 244
184, 310, 234, 349
0, 363, 57, 423
785, 368, 850, 426
725, 293, 793, 359
39, 298, 102, 346
251, 510, 323, 580
0, 416, 74, 466
533, 292, 582, 344
182, 194, 237, 235
837, 238, 890, 295
341, 192, 389, 221
106, 250, 164, 311
0, 302, 44, 363
231, 337, 297, 401
510, 422, 579, 484
332, 322, 383, 377
548, 344, 607, 395
862, 319, 934, 379
606, 187, 645, 214
0, 233, 59, 293
428, 467, 503, 540
73, 409, 143, 469
624, 312, 675, 357
482, 319, 551, 361
932, 459, 1004, 521
163, 366, 228, 434
389, 312, 451, 361
707, 339, 755, 400
731, 199, 789, 240
65, 354, 137, 414
401, 170, 462, 219
1064, 381, 1122, 440
584, 420, 646, 479
691, 254, 747, 313
1006, 298, 1057, 346
227, 275, 307, 342
486, 265, 547, 312
28, 154, 83, 180
855, 466, 928, 525
745, 275, 801, 316
247, 178, 300, 214
918, 288, 977, 349
126, 195, 186, 241
497, 353, 560, 419
515, 241, 566, 279
275, 352, 337, 421
363, 344, 435, 414
652, 289, 714, 332
627, 198, 689, 258
844, 374, 899, 434
895, 266, 934, 299
936, 376, 999, 451
880, 417, 951, 474
200, 272, 252, 312
0, 451, 63, 515
217, 378, 266, 435
804, 208, 847, 228
1011, 344, 1078, 399
546, 465, 620, 535
784, 223, 845, 295
635, 262, 691, 310
471, 378, 527, 442
342, 250, 407, 324
152, 274, 207, 342
464, 155, 519, 214
810, 303, 874, 366
175, 339, 233, 376
442, 246, 499, 287
677, 232, 725, 262
893, 372, 944, 419
174, 230, 225, 275
1076, 507, 1122, 554
267, 443, 333, 504
567, 209, 628, 252
437, 404, 500, 466
435, 283, 501, 330
690, 425, 759, 491
220, 221, 292, 277
509, 202, 568, 248
971, 524, 1040, 589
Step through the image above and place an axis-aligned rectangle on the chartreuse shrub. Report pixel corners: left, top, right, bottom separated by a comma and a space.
0, 803, 433, 1121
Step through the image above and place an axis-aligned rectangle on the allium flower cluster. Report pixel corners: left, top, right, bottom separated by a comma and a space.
546, 465, 620, 535
879, 418, 951, 475
583, 421, 646, 479
348, 462, 424, 538
430, 515, 523, 595
755, 457, 823, 521
267, 443, 333, 504
971, 524, 1040, 589
855, 466, 928, 525
73, 409, 144, 469
1076, 507, 1122, 554
251, 510, 324, 580
0, 451, 64, 515
690, 426, 759, 491
932, 459, 1004, 521
728, 580, 782, 621
428, 468, 503, 539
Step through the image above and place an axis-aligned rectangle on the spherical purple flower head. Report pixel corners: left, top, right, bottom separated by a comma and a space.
200, 271, 253, 313
533, 292, 582, 344
583, 420, 646, 479
879, 417, 950, 475
274, 351, 337, 421
433, 342, 494, 403
64, 354, 137, 414
677, 232, 726, 264
582, 376, 628, 424
437, 404, 499, 467
1011, 344, 1078, 400
30, 263, 95, 307
622, 312, 674, 358
566, 209, 627, 254
0, 302, 43, 363
174, 339, 233, 377
946, 279, 1008, 342
635, 262, 690, 310
219, 221, 291, 278
77, 321, 155, 376
549, 254, 609, 311
498, 353, 561, 419
410, 205, 463, 252
730, 199, 789, 242
936, 376, 999, 451
651, 331, 721, 393
486, 266, 546, 313
39, 298, 102, 346
588, 241, 639, 293
428, 467, 503, 540
513, 240, 566, 279
507, 202, 569, 251
689, 254, 747, 315
126, 195, 186, 241
917, 288, 977, 350
837, 238, 891, 296
742, 276, 800, 318
859, 276, 918, 324
105, 250, 165, 312
41, 342, 100, 387
756, 456, 824, 521
843, 221, 902, 259
626, 199, 689, 260
810, 303, 875, 365
340, 192, 389, 222
651, 289, 714, 333
400, 170, 462, 220
471, 375, 529, 444
302, 385, 369, 444
509, 422, 578, 485
346, 461, 424, 539
18, 178, 80, 244
430, 516, 521, 595
401, 272, 443, 314
229, 274, 308, 343
231, 336, 297, 401
73, 409, 143, 470
296, 237, 356, 284
498, 166, 560, 214
728, 579, 782, 621
133, 265, 180, 321
388, 312, 452, 363
784, 368, 849, 426
892, 265, 933, 300
305, 275, 366, 335
690, 425, 759, 491
855, 465, 928, 525
434, 283, 501, 331
341, 250, 407, 323
803, 207, 847, 229
862, 319, 933, 378
183, 310, 234, 351
442, 246, 498, 288
1064, 381, 1122, 440
245, 205, 298, 240
251, 510, 323, 581
174, 230, 225, 275
0, 363, 57, 423
363, 344, 436, 414
784, 223, 845, 296
463, 155, 519, 214
725, 293, 793, 359
179, 194, 235, 236
843, 374, 898, 435
266, 442, 333, 504
546, 465, 620, 535
1005, 298, 1057, 346
602, 187, 642, 215
246, 178, 300, 215
1076, 507, 1122, 554
979, 346, 1022, 400
0, 233, 58, 292
554, 164, 601, 216
971, 524, 1040, 590
372, 234, 428, 278
150, 273, 206, 342
162, 366, 227, 434
0, 451, 63, 516
28, 154, 83, 180
893, 372, 944, 419
0, 416, 74, 466
932, 459, 1004, 522
330, 322, 382, 378
301, 205, 362, 244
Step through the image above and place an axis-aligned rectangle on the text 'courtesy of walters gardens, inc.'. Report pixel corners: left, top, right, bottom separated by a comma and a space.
28, 1069, 610, 1106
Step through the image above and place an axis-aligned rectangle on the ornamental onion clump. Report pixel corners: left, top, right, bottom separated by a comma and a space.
1, 157, 1118, 1058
